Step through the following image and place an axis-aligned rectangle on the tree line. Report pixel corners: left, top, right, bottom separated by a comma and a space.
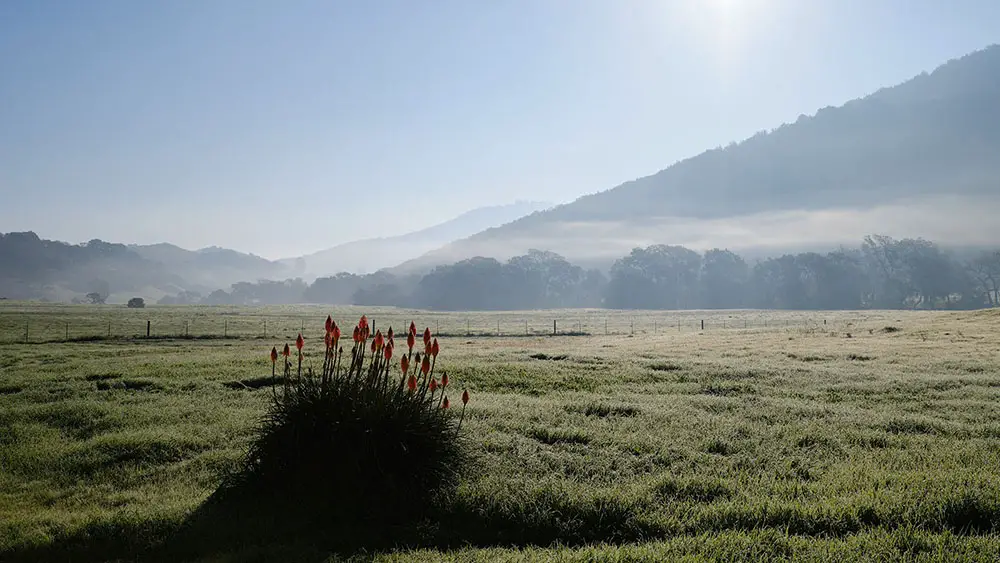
160, 236, 1000, 311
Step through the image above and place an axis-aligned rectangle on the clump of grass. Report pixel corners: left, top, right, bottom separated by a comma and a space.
530, 353, 568, 361
530, 427, 591, 445
577, 402, 640, 418
847, 354, 875, 361
882, 326, 902, 333
705, 439, 735, 456
655, 476, 732, 502
225, 316, 472, 526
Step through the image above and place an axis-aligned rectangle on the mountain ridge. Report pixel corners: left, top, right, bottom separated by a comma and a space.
387, 45, 1000, 273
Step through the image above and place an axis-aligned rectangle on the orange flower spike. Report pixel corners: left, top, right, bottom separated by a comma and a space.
374, 330, 384, 350
421, 354, 431, 375
282, 343, 291, 357
431, 338, 439, 358
384, 344, 393, 361
295, 333, 304, 351
406, 331, 415, 352
401, 355, 410, 373
423, 327, 431, 347
324, 331, 332, 349
360, 315, 368, 330
442, 396, 450, 409
429, 378, 438, 392
409, 321, 417, 336
370, 339, 377, 354
325, 315, 333, 334
387, 327, 394, 341
462, 389, 470, 405
270, 347, 278, 363
407, 374, 418, 392
332, 322, 341, 343
441, 372, 449, 388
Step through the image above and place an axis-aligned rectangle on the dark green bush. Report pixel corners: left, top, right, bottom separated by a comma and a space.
224, 316, 471, 526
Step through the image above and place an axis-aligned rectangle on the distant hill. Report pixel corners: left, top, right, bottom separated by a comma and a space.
284, 200, 553, 277
130, 243, 288, 290
394, 45, 1000, 271
0, 233, 290, 303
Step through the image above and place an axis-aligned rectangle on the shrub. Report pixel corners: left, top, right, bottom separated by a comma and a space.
228, 316, 472, 524
126, 297, 145, 308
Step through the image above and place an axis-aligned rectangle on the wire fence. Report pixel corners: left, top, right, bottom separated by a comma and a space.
0, 306, 867, 345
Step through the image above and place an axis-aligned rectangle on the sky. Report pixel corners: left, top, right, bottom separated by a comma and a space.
1, 0, 998, 259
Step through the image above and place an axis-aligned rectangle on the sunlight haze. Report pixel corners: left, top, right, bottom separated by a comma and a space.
1, 0, 999, 258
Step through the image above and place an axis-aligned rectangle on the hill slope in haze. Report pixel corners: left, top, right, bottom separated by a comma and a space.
396, 45, 1000, 272
284, 200, 552, 277
0, 233, 291, 302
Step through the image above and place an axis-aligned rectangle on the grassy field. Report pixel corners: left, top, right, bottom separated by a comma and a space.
1, 304, 999, 561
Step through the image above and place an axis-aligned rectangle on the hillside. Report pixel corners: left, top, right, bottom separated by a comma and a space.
284, 201, 552, 277
0, 233, 290, 303
395, 45, 1000, 272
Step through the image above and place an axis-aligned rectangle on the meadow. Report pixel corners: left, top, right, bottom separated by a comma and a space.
1, 303, 999, 561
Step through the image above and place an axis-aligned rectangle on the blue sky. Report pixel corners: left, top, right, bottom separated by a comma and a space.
1, 0, 998, 259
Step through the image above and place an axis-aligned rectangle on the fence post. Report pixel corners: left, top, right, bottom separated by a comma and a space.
654, 320, 657, 334
553, 319, 557, 336
744, 318, 747, 329
66, 323, 69, 340
185, 321, 189, 337
701, 319, 704, 330
605, 318, 608, 335
525, 320, 528, 336
466, 319, 470, 336
224, 319, 228, 338
147, 320, 151, 338
108, 320, 111, 338
497, 319, 500, 336
24, 322, 28, 344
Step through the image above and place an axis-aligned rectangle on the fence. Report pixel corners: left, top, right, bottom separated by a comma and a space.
0, 306, 858, 345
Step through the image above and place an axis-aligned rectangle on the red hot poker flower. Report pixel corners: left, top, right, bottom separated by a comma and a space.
270, 347, 278, 363
324, 331, 332, 349
359, 315, 368, 330
409, 321, 417, 335
431, 338, 439, 357
421, 355, 431, 375
282, 344, 291, 357
423, 327, 431, 347
325, 315, 333, 334
387, 327, 394, 341
407, 374, 417, 392
406, 331, 415, 352
295, 333, 304, 351
462, 389, 469, 405
442, 396, 450, 409
401, 355, 409, 373
429, 378, 438, 392
332, 323, 341, 342
441, 372, 449, 388
370, 339, 376, 354
384, 345, 393, 361
374, 330, 384, 350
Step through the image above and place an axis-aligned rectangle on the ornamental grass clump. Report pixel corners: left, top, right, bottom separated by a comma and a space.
237, 315, 471, 523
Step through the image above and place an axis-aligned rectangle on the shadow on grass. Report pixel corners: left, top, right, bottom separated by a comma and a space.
7, 487, 1000, 562
2, 484, 661, 563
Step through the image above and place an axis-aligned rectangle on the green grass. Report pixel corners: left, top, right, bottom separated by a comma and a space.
1, 305, 999, 561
